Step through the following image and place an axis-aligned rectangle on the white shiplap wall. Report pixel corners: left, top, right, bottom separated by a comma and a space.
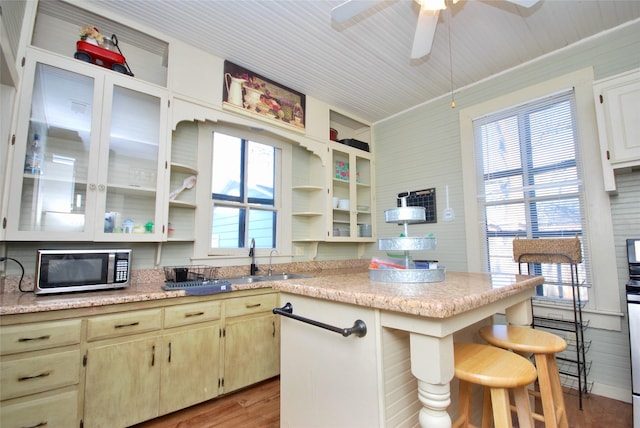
373, 22, 640, 400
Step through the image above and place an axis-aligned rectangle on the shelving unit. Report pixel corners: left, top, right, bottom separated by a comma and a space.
513, 237, 591, 408
168, 121, 199, 241
291, 145, 325, 242
328, 109, 375, 242
370, 198, 443, 283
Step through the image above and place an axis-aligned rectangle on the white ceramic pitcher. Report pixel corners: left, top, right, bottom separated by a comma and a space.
225, 73, 246, 106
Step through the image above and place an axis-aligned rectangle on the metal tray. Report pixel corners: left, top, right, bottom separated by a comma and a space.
384, 207, 426, 223
369, 267, 445, 283
378, 237, 436, 251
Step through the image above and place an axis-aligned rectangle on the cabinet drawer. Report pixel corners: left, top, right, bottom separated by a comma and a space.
225, 293, 278, 318
86, 309, 161, 341
1, 350, 81, 400
0, 319, 81, 355
164, 301, 222, 328
1, 390, 78, 428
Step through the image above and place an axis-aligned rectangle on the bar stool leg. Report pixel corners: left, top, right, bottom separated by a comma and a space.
513, 386, 535, 428
454, 380, 473, 428
489, 388, 513, 428
535, 353, 568, 428
481, 387, 493, 428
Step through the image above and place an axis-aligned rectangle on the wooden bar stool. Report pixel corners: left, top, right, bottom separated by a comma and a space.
479, 325, 569, 428
453, 342, 537, 428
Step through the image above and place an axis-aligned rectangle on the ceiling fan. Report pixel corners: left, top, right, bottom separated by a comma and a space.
331, 0, 540, 59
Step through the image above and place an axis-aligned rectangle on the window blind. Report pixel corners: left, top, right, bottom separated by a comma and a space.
473, 89, 590, 301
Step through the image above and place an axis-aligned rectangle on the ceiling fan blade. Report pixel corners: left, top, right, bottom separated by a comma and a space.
505, 0, 540, 8
331, 0, 382, 23
410, 8, 439, 59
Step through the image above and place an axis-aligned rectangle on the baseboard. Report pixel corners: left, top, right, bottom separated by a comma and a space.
590, 382, 632, 403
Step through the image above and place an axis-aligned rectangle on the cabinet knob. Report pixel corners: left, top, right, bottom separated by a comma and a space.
89, 183, 97, 190
98, 184, 106, 191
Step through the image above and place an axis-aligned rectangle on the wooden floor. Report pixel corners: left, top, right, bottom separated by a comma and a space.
134, 377, 632, 428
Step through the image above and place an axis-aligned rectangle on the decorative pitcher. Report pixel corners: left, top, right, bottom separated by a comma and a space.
243, 85, 263, 110
225, 73, 246, 106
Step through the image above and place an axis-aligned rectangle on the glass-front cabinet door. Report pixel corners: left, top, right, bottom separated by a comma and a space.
5, 49, 167, 241
96, 77, 166, 241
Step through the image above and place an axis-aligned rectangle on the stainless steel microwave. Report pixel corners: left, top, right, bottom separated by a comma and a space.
35, 249, 132, 295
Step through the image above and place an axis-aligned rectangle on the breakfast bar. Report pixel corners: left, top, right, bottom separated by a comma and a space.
271, 270, 543, 428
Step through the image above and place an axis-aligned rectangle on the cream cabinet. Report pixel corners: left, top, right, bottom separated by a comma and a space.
159, 301, 222, 414
593, 68, 640, 191
329, 109, 374, 242
84, 335, 162, 428
222, 293, 280, 393
0, 319, 82, 428
329, 143, 374, 241
80, 292, 277, 427
84, 309, 163, 428
83, 304, 222, 427
5, 48, 168, 241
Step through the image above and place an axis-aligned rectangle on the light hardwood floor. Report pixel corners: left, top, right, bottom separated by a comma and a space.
133, 377, 632, 428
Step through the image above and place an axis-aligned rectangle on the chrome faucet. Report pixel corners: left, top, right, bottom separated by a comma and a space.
268, 249, 278, 276
249, 238, 258, 275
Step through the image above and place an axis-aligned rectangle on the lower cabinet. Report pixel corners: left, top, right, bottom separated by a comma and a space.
0, 290, 280, 428
224, 313, 280, 392
159, 325, 221, 415
222, 293, 280, 393
0, 319, 82, 428
1, 390, 79, 428
84, 336, 162, 428
80, 290, 278, 427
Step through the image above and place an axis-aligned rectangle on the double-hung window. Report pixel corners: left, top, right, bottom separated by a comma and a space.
472, 89, 590, 302
211, 131, 279, 251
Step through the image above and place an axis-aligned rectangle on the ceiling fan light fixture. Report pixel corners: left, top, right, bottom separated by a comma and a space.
416, 0, 446, 12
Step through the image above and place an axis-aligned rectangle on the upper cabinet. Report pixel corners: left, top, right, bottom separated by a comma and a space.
593, 68, 640, 191
4, 49, 168, 241
31, 0, 169, 87
328, 110, 375, 242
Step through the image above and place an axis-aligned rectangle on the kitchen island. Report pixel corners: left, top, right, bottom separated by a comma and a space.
270, 270, 543, 428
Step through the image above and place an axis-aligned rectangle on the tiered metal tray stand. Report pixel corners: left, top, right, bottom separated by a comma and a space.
513, 237, 592, 408
370, 203, 444, 283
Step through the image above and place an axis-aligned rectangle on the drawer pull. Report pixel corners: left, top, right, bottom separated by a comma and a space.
18, 371, 51, 381
246, 303, 262, 308
114, 321, 140, 329
21, 421, 48, 428
185, 311, 205, 318
18, 335, 51, 342
151, 345, 156, 366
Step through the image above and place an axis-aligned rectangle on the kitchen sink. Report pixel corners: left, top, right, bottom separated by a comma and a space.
224, 273, 311, 284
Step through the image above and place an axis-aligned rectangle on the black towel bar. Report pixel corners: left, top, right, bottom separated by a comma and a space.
273, 302, 367, 338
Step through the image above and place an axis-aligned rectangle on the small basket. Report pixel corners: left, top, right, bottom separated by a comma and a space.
163, 265, 218, 283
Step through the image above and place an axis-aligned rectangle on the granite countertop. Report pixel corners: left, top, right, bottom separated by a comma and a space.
271, 270, 543, 318
0, 257, 542, 318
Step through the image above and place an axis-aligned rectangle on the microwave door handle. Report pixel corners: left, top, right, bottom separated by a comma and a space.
107, 253, 116, 284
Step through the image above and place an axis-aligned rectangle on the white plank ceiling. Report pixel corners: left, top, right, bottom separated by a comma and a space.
83, 0, 640, 123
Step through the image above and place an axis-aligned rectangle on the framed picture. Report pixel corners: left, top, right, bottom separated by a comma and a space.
222, 60, 306, 132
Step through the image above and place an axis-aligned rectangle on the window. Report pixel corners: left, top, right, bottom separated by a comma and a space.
472, 90, 589, 302
211, 132, 278, 251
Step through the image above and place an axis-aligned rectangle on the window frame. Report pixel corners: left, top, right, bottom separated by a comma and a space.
194, 123, 292, 260
459, 67, 622, 331
472, 90, 590, 301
